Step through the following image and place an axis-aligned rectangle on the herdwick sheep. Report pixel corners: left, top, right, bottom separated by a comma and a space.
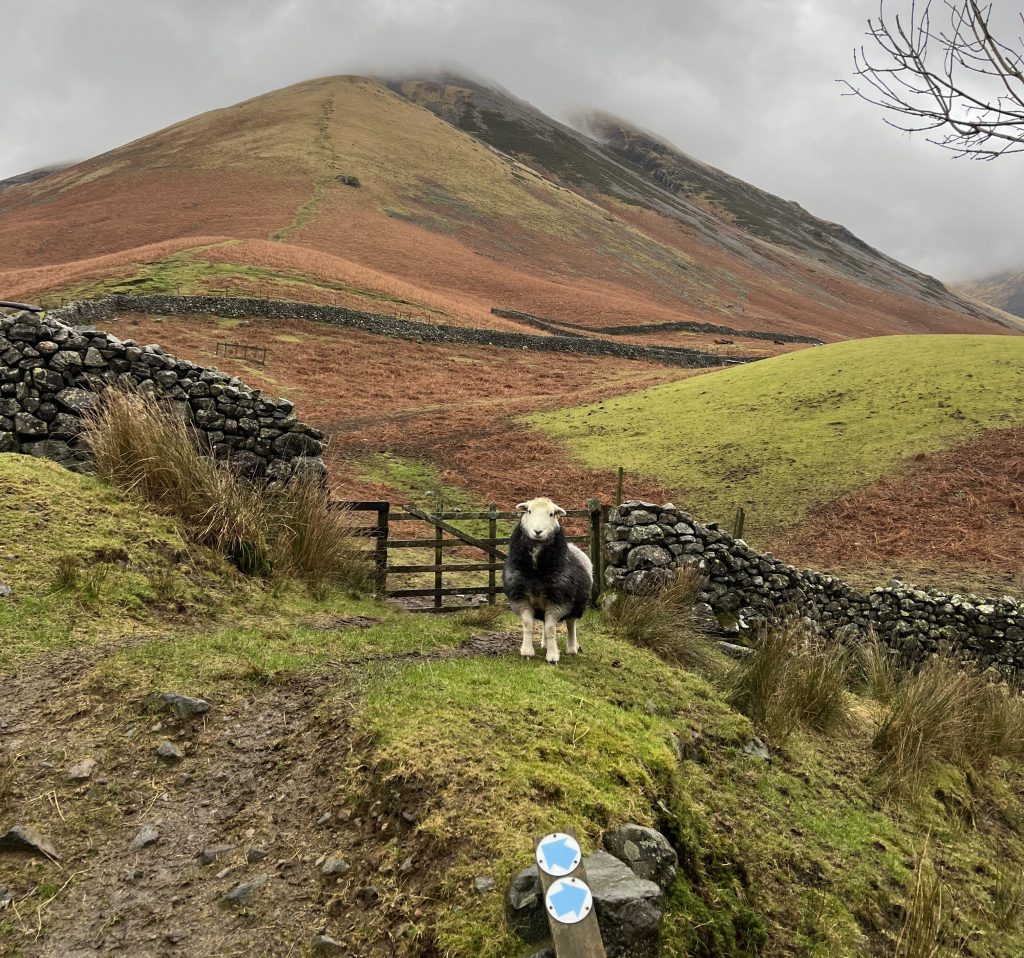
503, 497, 593, 664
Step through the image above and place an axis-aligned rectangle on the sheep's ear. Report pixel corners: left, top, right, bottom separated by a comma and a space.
553, 506, 567, 516
515, 502, 530, 513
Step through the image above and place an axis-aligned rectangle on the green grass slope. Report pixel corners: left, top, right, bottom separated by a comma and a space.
530, 335, 1024, 541
0, 453, 245, 669
3, 455, 1024, 956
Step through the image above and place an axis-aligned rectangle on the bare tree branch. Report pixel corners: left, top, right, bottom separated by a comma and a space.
842, 0, 1024, 159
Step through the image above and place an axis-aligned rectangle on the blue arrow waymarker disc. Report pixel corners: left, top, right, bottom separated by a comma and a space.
536, 832, 582, 876
545, 877, 593, 925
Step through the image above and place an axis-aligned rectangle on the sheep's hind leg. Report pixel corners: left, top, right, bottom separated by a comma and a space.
519, 609, 536, 657
544, 611, 560, 665
566, 618, 580, 655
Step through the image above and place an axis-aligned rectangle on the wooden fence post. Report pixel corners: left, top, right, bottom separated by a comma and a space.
615, 467, 624, 506
534, 830, 607, 957
375, 502, 389, 596
732, 507, 745, 541
488, 503, 498, 606
433, 500, 444, 610
588, 499, 602, 607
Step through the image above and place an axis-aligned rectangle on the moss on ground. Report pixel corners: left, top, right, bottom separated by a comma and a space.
529, 335, 1024, 543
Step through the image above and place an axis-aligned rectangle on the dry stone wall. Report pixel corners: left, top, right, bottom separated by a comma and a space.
49, 294, 757, 368
604, 501, 1024, 674
0, 309, 325, 482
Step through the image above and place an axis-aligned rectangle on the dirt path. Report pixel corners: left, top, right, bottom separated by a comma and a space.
1, 632, 518, 957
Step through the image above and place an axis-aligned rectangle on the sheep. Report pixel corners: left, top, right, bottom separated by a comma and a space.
503, 496, 594, 664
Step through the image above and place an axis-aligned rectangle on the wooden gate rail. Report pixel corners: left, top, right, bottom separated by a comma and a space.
333, 500, 606, 612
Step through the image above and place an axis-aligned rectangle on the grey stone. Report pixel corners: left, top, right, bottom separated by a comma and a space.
0, 825, 59, 861
198, 845, 235, 865
626, 509, 659, 526
129, 825, 160, 850
505, 865, 548, 943
312, 933, 346, 956
14, 413, 47, 437
66, 758, 97, 781
50, 350, 83, 373
586, 850, 663, 958
222, 874, 269, 905
623, 568, 675, 595
153, 692, 211, 721
321, 855, 350, 877
55, 387, 97, 413
475, 875, 496, 893
247, 847, 268, 863
626, 545, 672, 571
743, 737, 772, 762
156, 740, 184, 762
602, 825, 678, 891
628, 524, 665, 545
0, 583, 11, 599
355, 885, 380, 907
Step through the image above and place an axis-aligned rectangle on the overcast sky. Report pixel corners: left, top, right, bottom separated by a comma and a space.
2, 0, 1021, 281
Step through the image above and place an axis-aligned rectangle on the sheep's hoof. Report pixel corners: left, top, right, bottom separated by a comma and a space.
546, 655, 560, 665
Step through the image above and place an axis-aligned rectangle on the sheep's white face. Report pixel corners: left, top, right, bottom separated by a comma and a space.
517, 497, 566, 543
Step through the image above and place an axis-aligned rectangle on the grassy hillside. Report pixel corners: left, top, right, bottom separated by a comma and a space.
960, 269, 1024, 320
0, 75, 1010, 342
530, 335, 1024, 541
3, 453, 1024, 957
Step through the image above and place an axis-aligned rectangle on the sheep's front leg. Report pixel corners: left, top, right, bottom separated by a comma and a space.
566, 618, 580, 655
544, 611, 560, 665
519, 609, 536, 657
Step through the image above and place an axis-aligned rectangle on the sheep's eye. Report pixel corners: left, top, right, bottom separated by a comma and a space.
550, 512, 554, 517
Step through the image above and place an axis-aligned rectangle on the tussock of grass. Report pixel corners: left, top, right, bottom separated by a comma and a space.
83, 389, 368, 591
83, 389, 270, 572
604, 565, 716, 672
271, 480, 371, 593
452, 603, 506, 629
726, 622, 851, 741
872, 657, 1024, 794
854, 631, 901, 704
895, 839, 944, 958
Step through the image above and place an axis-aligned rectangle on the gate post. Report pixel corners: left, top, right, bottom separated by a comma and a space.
488, 503, 498, 606
587, 499, 602, 607
375, 502, 390, 596
433, 500, 444, 610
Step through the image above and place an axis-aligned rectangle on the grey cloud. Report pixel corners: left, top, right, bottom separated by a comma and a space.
1, 0, 1020, 280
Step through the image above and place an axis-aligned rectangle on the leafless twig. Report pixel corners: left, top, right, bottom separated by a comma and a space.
843, 1, 1024, 158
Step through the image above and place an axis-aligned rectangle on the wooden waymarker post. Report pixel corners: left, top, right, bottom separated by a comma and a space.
534, 831, 607, 958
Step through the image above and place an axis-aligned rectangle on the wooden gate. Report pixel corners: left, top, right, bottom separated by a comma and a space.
339, 500, 607, 612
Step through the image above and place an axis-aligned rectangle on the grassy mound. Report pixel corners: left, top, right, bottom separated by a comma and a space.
529, 335, 1024, 541
0, 453, 241, 669
336, 619, 1024, 957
